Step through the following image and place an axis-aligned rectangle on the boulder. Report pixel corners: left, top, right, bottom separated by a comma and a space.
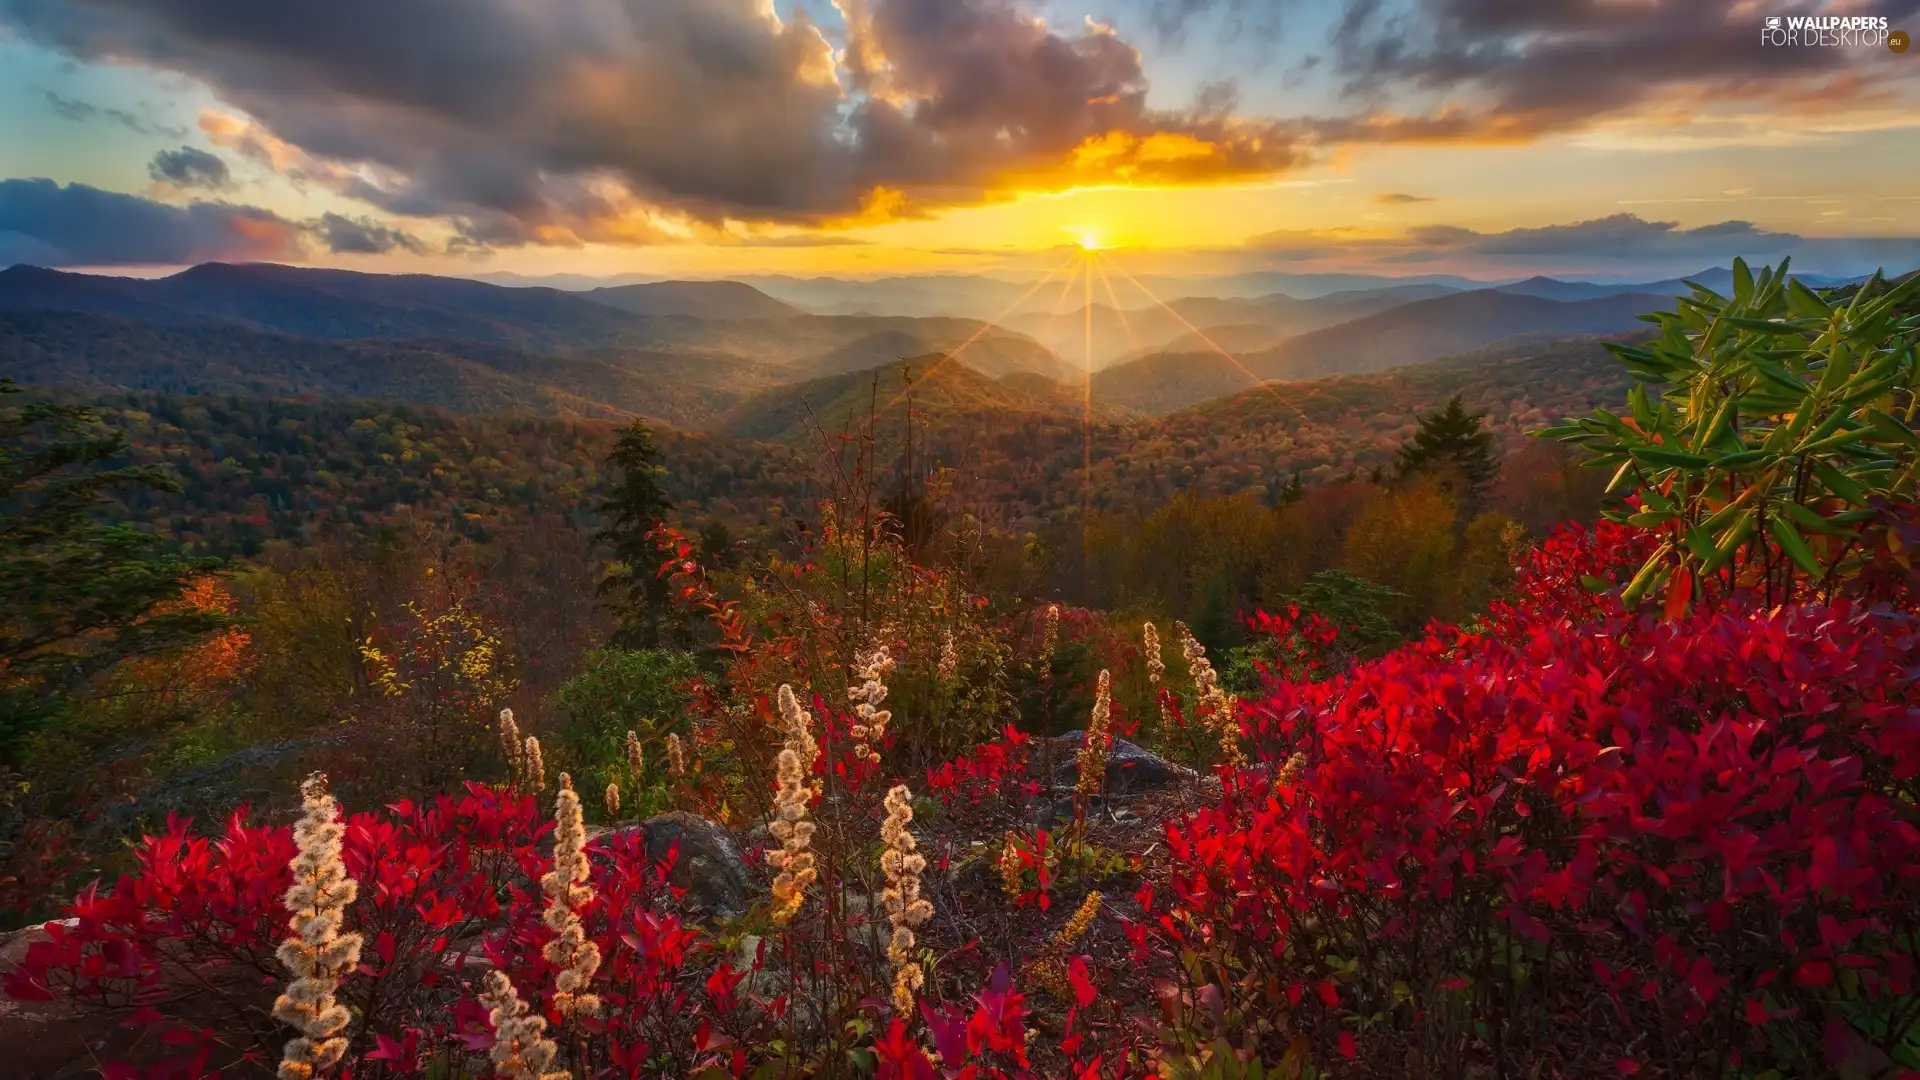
1043, 731, 1195, 796
599, 812, 755, 919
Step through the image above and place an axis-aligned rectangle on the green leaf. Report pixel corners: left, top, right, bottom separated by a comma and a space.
1786, 277, 1832, 319
1866, 409, 1920, 448
1782, 500, 1852, 537
1732, 257, 1754, 305
1621, 547, 1670, 607
1723, 316, 1804, 336
1629, 445, 1713, 470
1701, 512, 1756, 575
1767, 514, 1825, 577
1683, 524, 1718, 560
1814, 462, 1870, 506
1709, 449, 1771, 470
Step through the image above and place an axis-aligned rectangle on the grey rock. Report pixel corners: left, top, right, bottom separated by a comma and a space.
599, 812, 756, 919
1045, 732, 1195, 795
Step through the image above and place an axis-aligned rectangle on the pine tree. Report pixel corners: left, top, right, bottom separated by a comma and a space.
0, 381, 228, 757
595, 421, 676, 648
1396, 394, 1498, 508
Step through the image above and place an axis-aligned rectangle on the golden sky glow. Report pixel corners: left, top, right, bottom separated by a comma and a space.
0, 1, 1916, 279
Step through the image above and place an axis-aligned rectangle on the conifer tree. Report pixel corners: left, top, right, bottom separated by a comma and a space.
594, 421, 677, 648
1396, 393, 1498, 508
0, 380, 228, 756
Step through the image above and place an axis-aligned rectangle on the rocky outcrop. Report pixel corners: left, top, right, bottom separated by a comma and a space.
1043, 731, 1196, 796
597, 812, 755, 919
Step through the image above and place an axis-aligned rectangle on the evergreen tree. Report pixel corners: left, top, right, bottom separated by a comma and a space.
1396, 393, 1498, 507
0, 381, 228, 757
595, 421, 677, 648
697, 520, 739, 571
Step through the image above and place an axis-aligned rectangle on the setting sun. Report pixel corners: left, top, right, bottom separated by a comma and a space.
1073, 229, 1106, 251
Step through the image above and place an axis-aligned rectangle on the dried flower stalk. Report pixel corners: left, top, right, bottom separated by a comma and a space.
499, 708, 525, 791
665, 732, 687, 778
1176, 622, 1245, 768
478, 969, 565, 1080
880, 784, 934, 1013
1076, 669, 1112, 797
1037, 603, 1061, 674
272, 773, 363, 1080
938, 627, 958, 683
541, 774, 601, 1019
999, 830, 1023, 902
523, 735, 547, 794
604, 782, 620, 819
1024, 890, 1104, 1000
624, 729, 644, 779
768, 684, 820, 924
848, 644, 895, 765
1144, 621, 1169, 737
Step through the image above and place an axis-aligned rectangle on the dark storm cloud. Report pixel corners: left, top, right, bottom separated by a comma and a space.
0, 177, 306, 266
1326, 0, 1920, 134
148, 145, 232, 189
0, 0, 1305, 244
315, 212, 426, 255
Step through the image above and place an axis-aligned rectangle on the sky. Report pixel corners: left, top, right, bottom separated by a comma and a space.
1, 0, 1917, 283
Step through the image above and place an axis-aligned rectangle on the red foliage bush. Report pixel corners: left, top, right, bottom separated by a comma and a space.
1158, 519, 1920, 1076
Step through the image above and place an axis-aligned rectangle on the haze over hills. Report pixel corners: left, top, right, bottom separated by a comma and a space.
0, 262, 1074, 425
585, 280, 800, 320
1092, 289, 1666, 414
715, 354, 1132, 447
4, 258, 1902, 456
1011, 282, 1468, 369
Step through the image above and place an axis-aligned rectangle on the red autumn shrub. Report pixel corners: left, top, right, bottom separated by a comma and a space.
1155, 519, 1920, 1077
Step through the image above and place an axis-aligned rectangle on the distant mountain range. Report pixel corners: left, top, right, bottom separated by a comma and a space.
1091, 289, 1668, 414
1009, 282, 1468, 369
0, 262, 1071, 427
0, 260, 1894, 441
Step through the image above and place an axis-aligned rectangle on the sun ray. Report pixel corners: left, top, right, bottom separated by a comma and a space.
875, 255, 1076, 417
1096, 251, 1309, 422
1082, 249, 1094, 548
1091, 259, 1144, 358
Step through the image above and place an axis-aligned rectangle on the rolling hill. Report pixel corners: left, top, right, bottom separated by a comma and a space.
1005, 282, 1464, 369
0, 307, 749, 426
0, 262, 654, 352
715, 355, 1128, 446
584, 280, 799, 319
0, 264, 1074, 421
1093, 289, 1663, 413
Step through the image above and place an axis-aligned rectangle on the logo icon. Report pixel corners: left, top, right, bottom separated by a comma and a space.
1892, 28, 1911, 52
1766, 16, 1782, 29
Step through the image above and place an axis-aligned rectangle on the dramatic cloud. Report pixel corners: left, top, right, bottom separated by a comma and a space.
315, 212, 426, 255
41, 89, 188, 137
5, 0, 1910, 255
0, 0, 1305, 247
1325, 0, 1920, 137
148, 146, 233, 190
0, 178, 306, 266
